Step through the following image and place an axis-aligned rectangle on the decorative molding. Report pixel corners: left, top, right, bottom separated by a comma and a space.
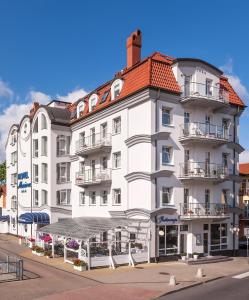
125, 131, 171, 148
150, 169, 174, 179
18, 203, 72, 215
69, 155, 79, 162
125, 169, 174, 182
227, 142, 244, 154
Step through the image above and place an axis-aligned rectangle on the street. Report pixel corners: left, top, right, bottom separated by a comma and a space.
159, 275, 249, 300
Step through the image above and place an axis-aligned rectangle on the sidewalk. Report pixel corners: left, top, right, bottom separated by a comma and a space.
1, 234, 249, 300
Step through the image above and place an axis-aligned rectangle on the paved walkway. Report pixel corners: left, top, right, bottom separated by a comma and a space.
0, 234, 249, 300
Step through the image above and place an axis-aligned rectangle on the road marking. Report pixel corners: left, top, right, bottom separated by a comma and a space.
232, 272, 249, 279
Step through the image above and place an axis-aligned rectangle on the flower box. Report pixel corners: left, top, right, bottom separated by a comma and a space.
73, 265, 86, 272
181, 256, 187, 261
29, 241, 35, 248
193, 254, 199, 260
36, 252, 44, 257
32, 250, 36, 255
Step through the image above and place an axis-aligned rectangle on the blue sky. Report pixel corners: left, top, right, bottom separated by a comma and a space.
0, 0, 248, 161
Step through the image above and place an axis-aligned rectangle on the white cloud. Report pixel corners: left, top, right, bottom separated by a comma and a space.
240, 150, 249, 163
26, 90, 51, 104
0, 79, 13, 99
57, 88, 87, 103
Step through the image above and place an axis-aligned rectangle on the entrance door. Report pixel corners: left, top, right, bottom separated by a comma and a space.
203, 232, 209, 255
180, 233, 187, 254
158, 225, 178, 256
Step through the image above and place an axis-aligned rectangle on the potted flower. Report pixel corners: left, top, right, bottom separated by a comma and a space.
44, 250, 52, 259
36, 246, 45, 257
193, 252, 199, 260
73, 259, 87, 271
28, 238, 35, 248
66, 239, 79, 250
31, 245, 38, 255
180, 252, 187, 261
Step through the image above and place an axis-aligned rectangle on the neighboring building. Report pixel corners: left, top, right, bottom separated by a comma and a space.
4, 30, 245, 259
239, 163, 249, 238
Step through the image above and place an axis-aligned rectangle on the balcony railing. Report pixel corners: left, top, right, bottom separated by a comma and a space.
179, 162, 230, 180
180, 203, 229, 219
75, 133, 112, 156
179, 122, 229, 141
243, 205, 249, 218
239, 189, 249, 196
75, 168, 112, 186
181, 82, 229, 104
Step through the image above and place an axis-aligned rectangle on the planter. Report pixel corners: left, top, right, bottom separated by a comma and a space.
29, 241, 35, 248
73, 265, 86, 272
181, 256, 187, 261
18, 238, 22, 245
193, 254, 199, 260
32, 250, 36, 255
36, 252, 44, 257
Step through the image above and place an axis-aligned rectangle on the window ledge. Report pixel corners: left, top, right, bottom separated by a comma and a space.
162, 124, 175, 128
112, 132, 121, 136
112, 167, 121, 170
162, 163, 174, 167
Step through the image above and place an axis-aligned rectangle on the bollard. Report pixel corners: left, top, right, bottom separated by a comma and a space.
169, 275, 176, 286
196, 268, 204, 278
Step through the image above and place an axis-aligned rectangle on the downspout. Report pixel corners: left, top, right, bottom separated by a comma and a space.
16, 131, 19, 236
30, 123, 33, 238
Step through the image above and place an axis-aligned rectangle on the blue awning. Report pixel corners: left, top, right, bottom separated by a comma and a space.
18, 212, 50, 225
0, 215, 9, 222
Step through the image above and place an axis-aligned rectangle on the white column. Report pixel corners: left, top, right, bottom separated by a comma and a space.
87, 240, 91, 270
51, 235, 55, 258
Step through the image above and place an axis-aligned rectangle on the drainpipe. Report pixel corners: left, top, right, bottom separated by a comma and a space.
16, 130, 19, 237
30, 124, 33, 238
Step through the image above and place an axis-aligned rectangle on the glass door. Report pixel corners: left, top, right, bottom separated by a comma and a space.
203, 232, 209, 254
158, 225, 178, 256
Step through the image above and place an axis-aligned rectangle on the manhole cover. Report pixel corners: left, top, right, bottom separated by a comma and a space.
159, 272, 170, 275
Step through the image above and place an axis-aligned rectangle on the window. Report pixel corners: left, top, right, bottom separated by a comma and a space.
210, 223, 227, 251
162, 146, 172, 164
205, 189, 210, 212
101, 190, 108, 205
79, 191, 85, 205
57, 189, 71, 205
100, 122, 107, 139
102, 231, 108, 242
90, 128, 95, 146
41, 190, 48, 205
10, 130, 17, 145
41, 114, 47, 129
33, 139, 38, 158
89, 191, 96, 205
56, 135, 70, 156
41, 163, 48, 183
101, 91, 109, 103
206, 79, 213, 96
130, 233, 136, 242
33, 189, 39, 206
102, 156, 107, 169
41, 136, 48, 156
79, 161, 85, 174
203, 224, 209, 231
33, 118, 38, 133
11, 151, 17, 165
162, 107, 171, 125
113, 117, 121, 134
11, 173, 17, 185
11, 196, 17, 210
33, 164, 39, 183
89, 94, 98, 112
180, 225, 189, 232
113, 189, 121, 205
113, 152, 121, 169
79, 132, 86, 147
56, 162, 71, 183
77, 101, 85, 118
111, 79, 123, 100
184, 112, 190, 124
161, 187, 172, 206
184, 188, 189, 207
222, 189, 229, 205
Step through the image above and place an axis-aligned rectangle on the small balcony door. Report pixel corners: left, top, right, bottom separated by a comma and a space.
205, 189, 210, 214
90, 128, 95, 146
205, 152, 210, 176
184, 150, 190, 175
91, 160, 96, 180
184, 76, 191, 97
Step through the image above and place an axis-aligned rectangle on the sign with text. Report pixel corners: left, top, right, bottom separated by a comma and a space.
244, 228, 249, 237
156, 215, 180, 225
18, 172, 31, 189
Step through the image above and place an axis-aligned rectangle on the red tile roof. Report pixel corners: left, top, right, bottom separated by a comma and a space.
69, 52, 245, 124
240, 163, 249, 175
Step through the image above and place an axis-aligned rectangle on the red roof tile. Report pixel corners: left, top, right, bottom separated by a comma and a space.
240, 163, 249, 175
220, 76, 245, 107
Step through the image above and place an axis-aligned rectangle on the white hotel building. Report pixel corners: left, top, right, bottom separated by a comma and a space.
3, 30, 245, 261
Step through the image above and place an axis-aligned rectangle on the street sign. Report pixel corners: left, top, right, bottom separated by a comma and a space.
244, 227, 249, 237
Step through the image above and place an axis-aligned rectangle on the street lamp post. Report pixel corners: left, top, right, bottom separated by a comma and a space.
230, 224, 240, 256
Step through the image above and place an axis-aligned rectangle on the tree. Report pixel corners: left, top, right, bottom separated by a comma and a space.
0, 161, 6, 183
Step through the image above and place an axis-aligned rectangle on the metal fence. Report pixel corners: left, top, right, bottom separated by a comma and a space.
0, 252, 23, 281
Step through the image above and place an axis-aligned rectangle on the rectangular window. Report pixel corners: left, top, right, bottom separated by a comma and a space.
113, 152, 121, 169
33, 164, 39, 183
11, 173, 17, 185
41, 136, 48, 156
56, 162, 70, 183
79, 191, 85, 205
101, 190, 108, 205
90, 128, 96, 146
57, 189, 71, 205
79, 132, 86, 147
113, 189, 121, 205
57, 135, 70, 156
89, 191, 96, 205
162, 107, 171, 125
184, 188, 189, 206
33, 139, 38, 158
100, 123, 107, 139
206, 79, 213, 96
222, 189, 229, 204
162, 146, 172, 164
41, 163, 48, 183
102, 156, 107, 170
79, 161, 85, 174
33, 189, 39, 206
211, 223, 227, 251
180, 225, 189, 232
114, 84, 120, 98
113, 117, 121, 134
161, 187, 172, 206
11, 151, 17, 165
41, 190, 48, 205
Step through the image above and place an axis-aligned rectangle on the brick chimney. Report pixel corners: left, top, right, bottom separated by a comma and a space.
126, 29, 142, 69
30, 102, 40, 118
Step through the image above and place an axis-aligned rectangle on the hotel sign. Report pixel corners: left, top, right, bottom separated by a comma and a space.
156, 215, 180, 225
18, 172, 31, 191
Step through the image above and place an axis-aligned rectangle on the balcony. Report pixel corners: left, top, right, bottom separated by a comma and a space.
179, 162, 230, 183
179, 122, 229, 146
75, 168, 112, 187
180, 203, 230, 220
75, 133, 112, 157
180, 82, 229, 110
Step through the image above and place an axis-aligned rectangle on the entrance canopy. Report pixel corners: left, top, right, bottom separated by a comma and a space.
37, 216, 147, 241
0, 215, 9, 222
18, 212, 50, 224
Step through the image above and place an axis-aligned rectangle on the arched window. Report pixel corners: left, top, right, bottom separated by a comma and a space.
41, 114, 47, 129
10, 129, 17, 145
33, 118, 38, 133
77, 101, 85, 118
111, 79, 123, 100
89, 94, 98, 112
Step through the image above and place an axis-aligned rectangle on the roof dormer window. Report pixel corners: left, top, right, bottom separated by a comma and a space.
89, 94, 98, 112
111, 79, 123, 100
77, 101, 85, 118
